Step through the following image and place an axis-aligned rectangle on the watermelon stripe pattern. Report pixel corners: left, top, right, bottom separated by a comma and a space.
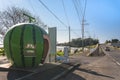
9, 27, 17, 66
4, 23, 49, 67
20, 26, 26, 67
32, 25, 36, 67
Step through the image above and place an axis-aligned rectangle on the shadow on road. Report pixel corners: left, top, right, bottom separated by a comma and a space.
7, 69, 31, 80
59, 72, 86, 80
76, 68, 115, 79
58, 64, 86, 80
0, 63, 83, 80
0, 67, 31, 80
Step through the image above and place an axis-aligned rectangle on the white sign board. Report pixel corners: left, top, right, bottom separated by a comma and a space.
64, 46, 69, 63
48, 27, 57, 62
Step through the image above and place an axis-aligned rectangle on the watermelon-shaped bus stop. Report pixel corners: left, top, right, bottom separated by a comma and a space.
4, 23, 49, 67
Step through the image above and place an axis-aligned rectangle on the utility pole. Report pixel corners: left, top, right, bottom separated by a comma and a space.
82, 0, 87, 52
82, 18, 84, 52
69, 26, 71, 53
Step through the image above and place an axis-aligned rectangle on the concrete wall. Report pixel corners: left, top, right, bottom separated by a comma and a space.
111, 43, 120, 47
87, 44, 105, 56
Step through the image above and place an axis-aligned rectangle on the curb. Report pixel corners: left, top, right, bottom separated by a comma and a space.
50, 63, 80, 80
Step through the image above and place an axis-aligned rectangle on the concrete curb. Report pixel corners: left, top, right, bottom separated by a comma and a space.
50, 63, 80, 80
87, 44, 99, 56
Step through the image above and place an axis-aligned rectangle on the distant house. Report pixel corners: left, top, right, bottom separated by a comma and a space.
111, 42, 120, 48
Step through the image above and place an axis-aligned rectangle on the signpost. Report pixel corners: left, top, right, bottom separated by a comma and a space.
64, 46, 69, 63
48, 27, 57, 62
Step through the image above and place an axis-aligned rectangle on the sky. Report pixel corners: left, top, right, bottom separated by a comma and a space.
0, 0, 120, 43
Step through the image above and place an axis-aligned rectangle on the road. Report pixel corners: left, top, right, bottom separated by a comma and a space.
105, 47, 120, 65
58, 45, 120, 80
101, 44, 120, 65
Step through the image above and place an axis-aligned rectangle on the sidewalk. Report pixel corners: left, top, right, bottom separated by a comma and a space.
0, 56, 79, 80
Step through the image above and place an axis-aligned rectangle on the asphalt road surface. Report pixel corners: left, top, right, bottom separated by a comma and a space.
105, 47, 120, 65
101, 44, 120, 65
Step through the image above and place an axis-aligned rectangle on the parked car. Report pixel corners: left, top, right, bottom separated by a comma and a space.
105, 47, 110, 51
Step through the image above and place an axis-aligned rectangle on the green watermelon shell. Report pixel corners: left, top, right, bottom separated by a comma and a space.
4, 23, 49, 67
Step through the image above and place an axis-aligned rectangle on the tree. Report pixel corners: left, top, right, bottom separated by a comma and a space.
58, 38, 99, 47
111, 39, 119, 43
0, 6, 46, 36
105, 40, 111, 43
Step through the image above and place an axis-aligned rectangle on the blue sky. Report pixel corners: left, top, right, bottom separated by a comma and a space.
0, 0, 120, 43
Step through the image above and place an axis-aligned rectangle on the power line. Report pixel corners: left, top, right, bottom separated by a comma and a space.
83, 0, 87, 19
72, 0, 88, 38
61, 0, 72, 52
61, 0, 70, 26
77, 0, 84, 16
62, 0, 82, 44
29, 0, 36, 15
72, 0, 81, 25
38, 0, 68, 28
58, 29, 81, 31
37, 0, 81, 39
71, 29, 80, 37
72, 0, 87, 51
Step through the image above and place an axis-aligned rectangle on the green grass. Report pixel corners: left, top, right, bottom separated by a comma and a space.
56, 51, 64, 56
0, 48, 4, 56
87, 45, 96, 48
